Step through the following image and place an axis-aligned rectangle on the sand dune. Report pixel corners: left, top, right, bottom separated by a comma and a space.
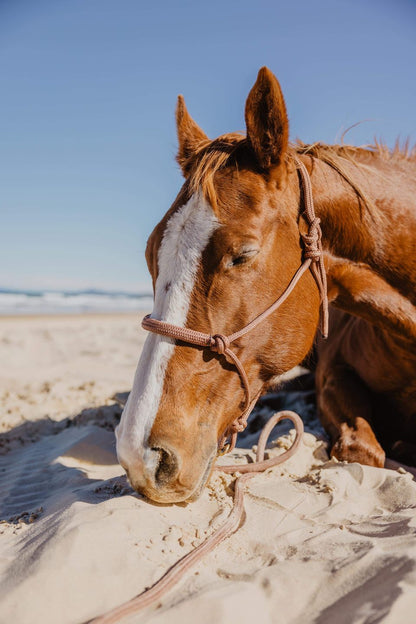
1, 314, 416, 623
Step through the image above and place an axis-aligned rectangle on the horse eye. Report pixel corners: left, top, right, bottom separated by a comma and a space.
231, 255, 247, 266
228, 248, 259, 268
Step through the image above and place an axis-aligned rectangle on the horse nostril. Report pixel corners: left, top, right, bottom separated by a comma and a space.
152, 447, 178, 485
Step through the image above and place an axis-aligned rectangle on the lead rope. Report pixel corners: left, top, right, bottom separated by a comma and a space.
89, 411, 304, 624
89, 157, 325, 623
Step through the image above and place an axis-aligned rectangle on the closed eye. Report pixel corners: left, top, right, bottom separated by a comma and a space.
227, 248, 259, 268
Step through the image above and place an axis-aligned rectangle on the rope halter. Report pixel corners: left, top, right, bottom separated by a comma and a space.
141, 156, 328, 452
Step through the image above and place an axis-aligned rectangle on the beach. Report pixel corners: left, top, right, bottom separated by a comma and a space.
1, 313, 416, 624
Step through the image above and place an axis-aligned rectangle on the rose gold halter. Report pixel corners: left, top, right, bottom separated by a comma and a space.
142, 157, 328, 452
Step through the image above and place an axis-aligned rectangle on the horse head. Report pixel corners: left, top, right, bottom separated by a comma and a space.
116, 68, 321, 503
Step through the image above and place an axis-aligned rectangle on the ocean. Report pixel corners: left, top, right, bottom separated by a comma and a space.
0, 288, 154, 315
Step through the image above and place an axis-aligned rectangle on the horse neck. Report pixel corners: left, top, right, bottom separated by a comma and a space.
306, 151, 416, 296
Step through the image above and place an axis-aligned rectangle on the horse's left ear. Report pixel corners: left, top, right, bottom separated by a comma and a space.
176, 95, 208, 177
245, 67, 289, 170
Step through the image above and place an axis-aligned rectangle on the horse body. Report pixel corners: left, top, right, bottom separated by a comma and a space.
117, 67, 416, 503
307, 148, 416, 466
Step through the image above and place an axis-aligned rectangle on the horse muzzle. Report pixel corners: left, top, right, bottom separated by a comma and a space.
117, 437, 216, 504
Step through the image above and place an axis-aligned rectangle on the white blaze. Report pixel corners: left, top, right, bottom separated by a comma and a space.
116, 193, 218, 473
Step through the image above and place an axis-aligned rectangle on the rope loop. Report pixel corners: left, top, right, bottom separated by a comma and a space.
210, 334, 230, 355
91, 412, 304, 624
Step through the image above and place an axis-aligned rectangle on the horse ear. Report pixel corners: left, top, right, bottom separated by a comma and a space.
245, 67, 289, 170
176, 95, 208, 177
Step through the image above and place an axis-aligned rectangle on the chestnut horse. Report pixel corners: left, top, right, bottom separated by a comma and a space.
116, 67, 416, 503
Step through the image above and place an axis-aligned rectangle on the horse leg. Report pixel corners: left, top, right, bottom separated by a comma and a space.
316, 362, 385, 467
325, 256, 416, 344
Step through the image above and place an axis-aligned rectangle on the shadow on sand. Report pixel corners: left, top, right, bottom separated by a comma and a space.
0, 373, 322, 522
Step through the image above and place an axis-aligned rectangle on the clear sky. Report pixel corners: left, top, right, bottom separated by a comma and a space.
1, 0, 415, 292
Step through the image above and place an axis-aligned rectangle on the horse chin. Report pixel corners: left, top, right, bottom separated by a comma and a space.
184, 452, 216, 502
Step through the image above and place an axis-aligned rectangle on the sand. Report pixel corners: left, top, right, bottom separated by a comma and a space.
1, 314, 416, 624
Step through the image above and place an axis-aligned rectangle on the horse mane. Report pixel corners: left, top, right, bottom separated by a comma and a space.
186, 133, 415, 214
296, 138, 416, 164
296, 139, 416, 217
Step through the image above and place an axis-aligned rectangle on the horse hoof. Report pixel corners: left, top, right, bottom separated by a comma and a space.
331, 435, 385, 468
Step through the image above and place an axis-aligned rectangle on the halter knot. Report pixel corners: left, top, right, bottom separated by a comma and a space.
229, 418, 247, 434
210, 334, 230, 355
301, 217, 322, 262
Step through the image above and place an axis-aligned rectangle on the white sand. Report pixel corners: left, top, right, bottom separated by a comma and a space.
1, 314, 416, 623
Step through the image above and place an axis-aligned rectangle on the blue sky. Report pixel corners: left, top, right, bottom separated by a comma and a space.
1, 0, 415, 292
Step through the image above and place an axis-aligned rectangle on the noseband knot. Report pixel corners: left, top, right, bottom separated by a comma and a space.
301, 217, 322, 262
229, 418, 247, 434
210, 334, 230, 355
